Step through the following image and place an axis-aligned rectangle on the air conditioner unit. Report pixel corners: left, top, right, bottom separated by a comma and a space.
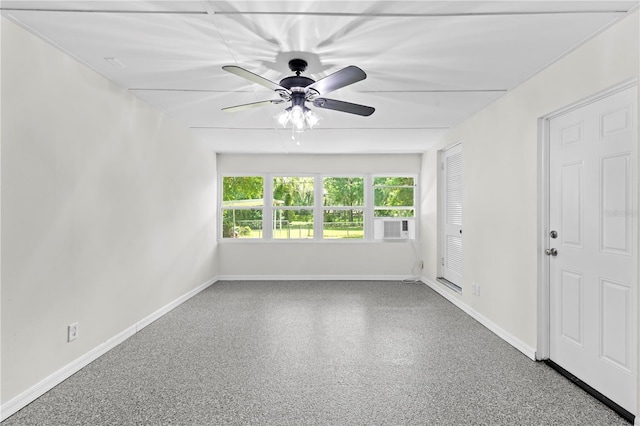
374, 218, 415, 240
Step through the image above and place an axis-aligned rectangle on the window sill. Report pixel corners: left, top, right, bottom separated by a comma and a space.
218, 238, 417, 244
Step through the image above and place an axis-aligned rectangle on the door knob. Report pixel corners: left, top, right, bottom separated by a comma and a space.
550, 230, 558, 239
545, 248, 558, 256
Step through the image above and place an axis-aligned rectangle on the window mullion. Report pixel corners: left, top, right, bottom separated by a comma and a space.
314, 174, 323, 240
364, 174, 373, 240
263, 174, 273, 240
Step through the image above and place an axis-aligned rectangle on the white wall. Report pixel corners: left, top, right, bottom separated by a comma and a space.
420, 10, 639, 353
1, 18, 217, 405
3, 5, 638, 419
218, 154, 422, 279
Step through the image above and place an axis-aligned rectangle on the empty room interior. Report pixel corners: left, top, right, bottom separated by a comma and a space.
1, 1, 640, 424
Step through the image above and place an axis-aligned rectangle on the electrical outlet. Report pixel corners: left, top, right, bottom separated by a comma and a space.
68, 322, 78, 342
471, 283, 480, 296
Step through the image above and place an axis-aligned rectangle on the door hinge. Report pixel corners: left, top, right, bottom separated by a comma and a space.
441, 162, 444, 171
441, 257, 445, 266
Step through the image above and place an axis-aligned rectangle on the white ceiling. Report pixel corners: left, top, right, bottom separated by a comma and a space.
2, 1, 638, 154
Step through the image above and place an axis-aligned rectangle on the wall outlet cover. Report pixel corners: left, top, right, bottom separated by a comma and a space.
68, 323, 78, 342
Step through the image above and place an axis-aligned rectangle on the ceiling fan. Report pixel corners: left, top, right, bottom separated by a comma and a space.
222, 59, 375, 132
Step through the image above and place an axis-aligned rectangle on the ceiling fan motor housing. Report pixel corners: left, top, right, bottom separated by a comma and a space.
290, 91, 306, 108
280, 58, 315, 93
279, 75, 314, 90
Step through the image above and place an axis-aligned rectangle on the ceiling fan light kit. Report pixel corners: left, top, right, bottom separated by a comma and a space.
222, 58, 374, 139
275, 106, 322, 131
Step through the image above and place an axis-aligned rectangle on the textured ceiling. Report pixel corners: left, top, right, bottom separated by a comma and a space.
2, 1, 638, 153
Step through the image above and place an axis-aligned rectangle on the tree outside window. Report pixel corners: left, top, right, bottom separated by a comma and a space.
272, 177, 314, 239
374, 176, 415, 218
221, 176, 264, 238
323, 177, 364, 239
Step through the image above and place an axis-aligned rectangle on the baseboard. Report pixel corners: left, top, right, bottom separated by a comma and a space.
0, 325, 137, 422
422, 277, 537, 361
135, 277, 218, 332
216, 274, 418, 281
0, 276, 218, 422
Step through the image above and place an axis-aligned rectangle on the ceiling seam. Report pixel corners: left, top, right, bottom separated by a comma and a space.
212, 11, 630, 18
1, 8, 629, 17
359, 90, 508, 93
190, 127, 451, 130
130, 89, 508, 93
0, 8, 207, 14
130, 89, 253, 93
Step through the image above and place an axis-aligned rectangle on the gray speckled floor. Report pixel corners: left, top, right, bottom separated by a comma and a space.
3, 280, 630, 425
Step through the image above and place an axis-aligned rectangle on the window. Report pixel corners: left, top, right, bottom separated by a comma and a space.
373, 176, 415, 218
219, 174, 418, 241
323, 177, 364, 239
272, 177, 314, 239
221, 176, 264, 238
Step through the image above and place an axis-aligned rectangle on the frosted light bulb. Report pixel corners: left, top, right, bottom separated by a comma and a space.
305, 110, 320, 128
276, 110, 289, 127
290, 105, 304, 127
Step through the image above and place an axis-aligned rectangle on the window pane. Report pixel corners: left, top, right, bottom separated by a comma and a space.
222, 209, 263, 238
272, 209, 314, 239
374, 187, 414, 207
273, 177, 314, 207
373, 176, 414, 187
222, 176, 263, 202
374, 209, 415, 218
323, 177, 364, 207
323, 210, 364, 239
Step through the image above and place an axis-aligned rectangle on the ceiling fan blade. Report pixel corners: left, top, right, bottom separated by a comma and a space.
222, 65, 290, 92
312, 98, 375, 116
222, 99, 283, 113
307, 66, 367, 95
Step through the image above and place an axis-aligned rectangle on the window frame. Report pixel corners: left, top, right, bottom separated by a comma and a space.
372, 175, 417, 219
220, 175, 265, 239
218, 172, 418, 242
271, 175, 316, 240
322, 176, 366, 240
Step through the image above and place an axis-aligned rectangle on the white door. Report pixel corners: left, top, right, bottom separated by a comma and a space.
441, 143, 463, 285
549, 85, 637, 414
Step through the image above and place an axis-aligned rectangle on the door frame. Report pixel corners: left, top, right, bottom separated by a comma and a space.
537, 78, 638, 359
536, 80, 639, 418
438, 141, 463, 291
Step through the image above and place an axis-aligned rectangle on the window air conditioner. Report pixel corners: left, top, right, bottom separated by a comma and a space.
374, 218, 415, 240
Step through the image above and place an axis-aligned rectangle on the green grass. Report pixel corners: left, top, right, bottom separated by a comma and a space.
234, 224, 364, 239
323, 228, 364, 239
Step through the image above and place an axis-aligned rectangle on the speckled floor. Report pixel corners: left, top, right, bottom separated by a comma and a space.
2, 280, 630, 425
